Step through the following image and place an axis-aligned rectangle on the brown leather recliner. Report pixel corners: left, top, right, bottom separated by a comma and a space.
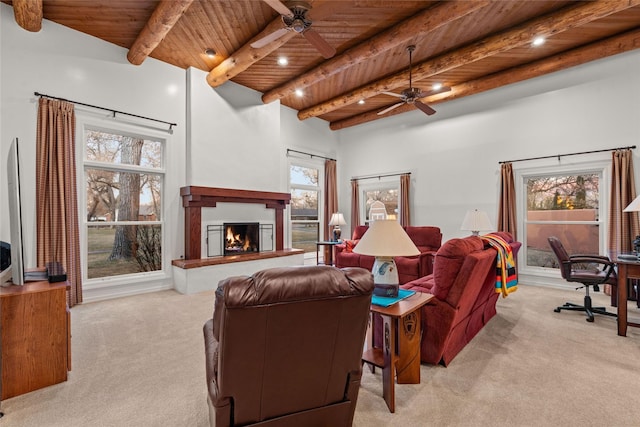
203, 265, 374, 427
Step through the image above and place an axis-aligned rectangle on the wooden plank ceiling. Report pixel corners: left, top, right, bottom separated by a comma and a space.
6, 0, 640, 130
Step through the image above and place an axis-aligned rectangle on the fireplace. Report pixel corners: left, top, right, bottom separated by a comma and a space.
224, 223, 260, 256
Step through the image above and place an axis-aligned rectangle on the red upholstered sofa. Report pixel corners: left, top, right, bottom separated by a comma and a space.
378, 232, 521, 366
334, 225, 442, 284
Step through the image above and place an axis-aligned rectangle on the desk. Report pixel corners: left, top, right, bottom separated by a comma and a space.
315, 241, 338, 266
611, 253, 640, 336
362, 292, 433, 412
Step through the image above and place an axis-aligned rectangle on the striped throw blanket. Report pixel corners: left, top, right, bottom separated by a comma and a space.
480, 233, 518, 298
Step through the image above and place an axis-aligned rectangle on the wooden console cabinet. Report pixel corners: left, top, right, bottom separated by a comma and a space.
1, 280, 70, 399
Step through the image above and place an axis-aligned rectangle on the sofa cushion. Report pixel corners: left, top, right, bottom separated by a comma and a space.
404, 226, 442, 250
431, 237, 484, 300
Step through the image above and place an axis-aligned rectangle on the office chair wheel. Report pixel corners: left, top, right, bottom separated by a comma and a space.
554, 307, 561, 313
586, 316, 594, 322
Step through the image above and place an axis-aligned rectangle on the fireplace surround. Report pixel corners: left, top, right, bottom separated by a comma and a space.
179, 186, 291, 260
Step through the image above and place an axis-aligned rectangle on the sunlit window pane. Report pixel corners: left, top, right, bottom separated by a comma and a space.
291, 189, 318, 220
87, 225, 161, 278
290, 165, 318, 186
291, 223, 319, 253
364, 189, 398, 221
85, 130, 163, 168
86, 168, 162, 221
525, 173, 600, 269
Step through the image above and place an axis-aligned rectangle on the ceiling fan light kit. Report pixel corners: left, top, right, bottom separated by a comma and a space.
378, 45, 449, 117
251, 0, 336, 59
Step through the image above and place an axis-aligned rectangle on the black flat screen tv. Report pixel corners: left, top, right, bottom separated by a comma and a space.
1, 138, 25, 286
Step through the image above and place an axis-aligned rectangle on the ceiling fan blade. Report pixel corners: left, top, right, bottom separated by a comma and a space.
262, 0, 294, 17
250, 27, 289, 49
382, 91, 404, 98
414, 100, 436, 116
302, 28, 336, 59
417, 86, 452, 98
377, 102, 405, 116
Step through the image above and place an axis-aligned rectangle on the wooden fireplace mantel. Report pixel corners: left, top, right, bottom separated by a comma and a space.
180, 186, 291, 260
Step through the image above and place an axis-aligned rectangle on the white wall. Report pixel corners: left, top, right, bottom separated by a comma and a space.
336, 49, 640, 244
0, 3, 339, 300
0, 4, 187, 300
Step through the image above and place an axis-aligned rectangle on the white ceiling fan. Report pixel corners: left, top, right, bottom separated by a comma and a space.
378, 45, 451, 116
251, 0, 336, 59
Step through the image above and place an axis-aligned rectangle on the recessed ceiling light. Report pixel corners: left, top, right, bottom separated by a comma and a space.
277, 57, 288, 66
358, 99, 365, 105
432, 83, 443, 91
205, 48, 216, 58
532, 37, 545, 47
295, 89, 304, 97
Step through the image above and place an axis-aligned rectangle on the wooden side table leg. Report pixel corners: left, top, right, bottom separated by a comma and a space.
396, 309, 421, 384
381, 315, 396, 413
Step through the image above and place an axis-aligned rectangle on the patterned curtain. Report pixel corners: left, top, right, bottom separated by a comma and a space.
36, 98, 83, 306
498, 162, 517, 240
351, 180, 360, 235
609, 149, 639, 253
400, 173, 411, 227
323, 159, 338, 243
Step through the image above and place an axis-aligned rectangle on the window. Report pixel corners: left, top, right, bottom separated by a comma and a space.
289, 162, 323, 256
82, 127, 164, 280
362, 183, 399, 224
521, 165, 605, 272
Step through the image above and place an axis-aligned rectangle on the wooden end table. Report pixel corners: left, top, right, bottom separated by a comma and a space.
362, 291, 433, 412
315, 241, 338, 265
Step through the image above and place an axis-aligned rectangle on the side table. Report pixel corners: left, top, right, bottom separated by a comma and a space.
362, 291, 433, 412
316, 241, 338, 266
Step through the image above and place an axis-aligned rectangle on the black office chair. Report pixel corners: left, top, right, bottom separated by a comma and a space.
548, 236, 617, 322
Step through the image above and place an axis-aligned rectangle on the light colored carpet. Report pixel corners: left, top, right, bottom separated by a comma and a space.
2, 284, 640, 426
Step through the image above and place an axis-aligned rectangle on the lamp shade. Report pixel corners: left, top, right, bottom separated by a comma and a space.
353, 219, 419, 257
460, 209, 493, 235
623, 195, 640, 212
328, 212, 347, 226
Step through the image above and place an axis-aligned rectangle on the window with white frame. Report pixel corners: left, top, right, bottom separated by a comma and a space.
81, 125, 165, 281
519, 162, 607, 274
289, 160, 323, 257
361, 180, 399, 224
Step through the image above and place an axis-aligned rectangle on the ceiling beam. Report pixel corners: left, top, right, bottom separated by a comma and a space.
12, 0, 42, 32
329, 27, 640, 131
261, 0, 490, 104
127, 0, 194, 66
299, 0, 640, 121
207, 0, 334, 88
207, 19, 297, 87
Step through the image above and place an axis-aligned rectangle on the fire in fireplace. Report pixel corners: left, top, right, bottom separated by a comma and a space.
223, 223, 260, 255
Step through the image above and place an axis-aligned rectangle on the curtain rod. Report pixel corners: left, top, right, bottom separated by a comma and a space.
499, 145, 636, 164
286, 148, 335, 161
351, 172, 410, 182
34, 92, 177, 132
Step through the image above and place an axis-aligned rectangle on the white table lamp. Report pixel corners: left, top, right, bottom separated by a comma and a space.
353, 219, 419, 297
328, 212, 347, 241
461, 209, 493, 236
